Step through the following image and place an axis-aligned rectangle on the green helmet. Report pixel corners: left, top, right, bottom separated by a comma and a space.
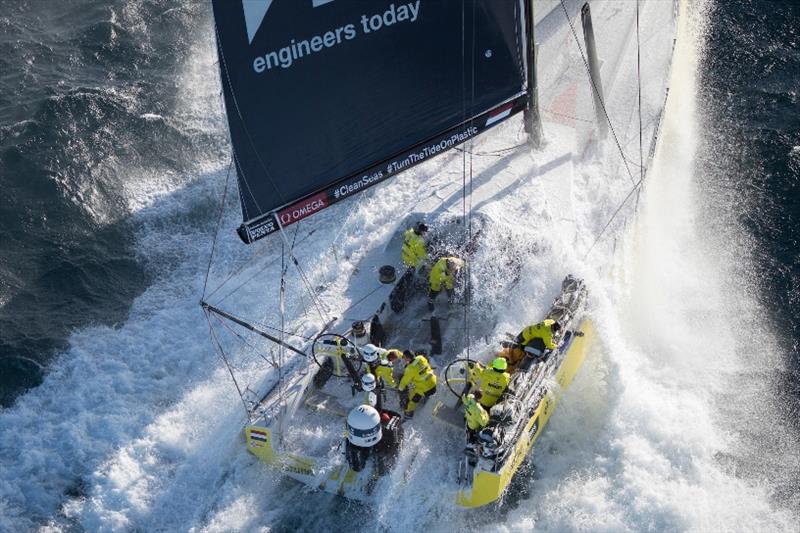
492, 357, 508, 371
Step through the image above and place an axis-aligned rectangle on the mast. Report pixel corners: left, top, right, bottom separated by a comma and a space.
523, 0, 543, 148
581, 2, 608, 139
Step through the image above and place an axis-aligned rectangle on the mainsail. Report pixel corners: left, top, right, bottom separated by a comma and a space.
212, 0, 530, 243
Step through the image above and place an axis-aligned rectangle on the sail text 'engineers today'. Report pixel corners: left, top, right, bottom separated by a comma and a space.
251, 1, 422, 73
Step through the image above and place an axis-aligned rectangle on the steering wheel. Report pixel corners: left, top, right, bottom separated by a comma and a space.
311, 333, 363, 378
441, 358, 482, 399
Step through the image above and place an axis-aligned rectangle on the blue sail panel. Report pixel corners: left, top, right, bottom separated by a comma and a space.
212, 0, 528, 242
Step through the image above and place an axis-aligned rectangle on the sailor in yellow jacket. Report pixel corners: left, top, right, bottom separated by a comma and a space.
466, 360, 484, 389
463, 392, 489, 432
398, 350, 437, 418
515, 319, 562, 358
478, 357, 511, 408
378, 349, 402, 388
401, 222, 429, 270
427, 256, 465, 311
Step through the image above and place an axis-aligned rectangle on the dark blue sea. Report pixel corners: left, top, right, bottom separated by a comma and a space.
699, 0, 799, 428
0, 0, 797, 530
0, 0, 227, 405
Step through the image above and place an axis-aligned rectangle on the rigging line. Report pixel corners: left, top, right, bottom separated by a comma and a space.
215, 305, 314, 344
458, 0, 468, 362
276, 216, 330, 324
211, 312, 279, 369
460, 0, 468, 226
277, 239, 287, 411
295, 196, 374, 321
338, 284, 387, 320
244, 320, 316, 342
203, 302, 309, 357
289, 254, 331, 324
330, 194, 362, 249
559, 0, 638, 188
542, 108, 595, 124
636, 0, 645, 184
455, 141, 528, 157
202, 159, 233, 299
273, 190, 340, 332
208, 227, 318, 304
317, 189, 368, 290
581, 0, 649, 262
464, 0, 478, 364
205, 310, 249, 415
285, 222, 300, 277
581, 174, 643, 261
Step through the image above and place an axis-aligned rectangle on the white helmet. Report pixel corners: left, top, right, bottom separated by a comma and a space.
346, 405, 382, 448
361, 343, 383, 363
361, 373, 376, 392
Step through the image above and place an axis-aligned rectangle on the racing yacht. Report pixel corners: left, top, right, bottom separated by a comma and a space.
201, 0, 680, 507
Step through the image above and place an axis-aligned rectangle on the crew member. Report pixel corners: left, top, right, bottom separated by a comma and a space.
428, 256, 465, 311
515, 319, 562, 358
500, 345, 527, 372
463, 392, 489, 442
466, 360, 484, 390
477, 357, 511, 408
377, 349, 402, 388
361, 343, 399, 389
398, 350, 438, 419
356, 373, 378, 408
402, 222, 429, 270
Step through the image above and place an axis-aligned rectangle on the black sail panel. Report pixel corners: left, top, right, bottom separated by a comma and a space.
212, 0, 528, 242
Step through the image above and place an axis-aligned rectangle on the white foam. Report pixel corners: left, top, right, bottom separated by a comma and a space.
0, 1, 797, 531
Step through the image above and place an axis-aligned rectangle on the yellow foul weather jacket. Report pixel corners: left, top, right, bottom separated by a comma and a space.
467, 361, 484, 388
402, 228, 428, 269
429, 257, 465, 292
518, 319, 557, 349
373, 361, 396, 388
398, 355, 437, 394
478, 367, 510, 407
463, 395, 489, 430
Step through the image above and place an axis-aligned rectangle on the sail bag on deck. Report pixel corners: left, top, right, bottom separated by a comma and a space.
212, 0, 529, 243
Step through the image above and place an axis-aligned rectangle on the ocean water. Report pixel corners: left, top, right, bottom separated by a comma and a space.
694, 0, 800, 514
0, 0, 797, 531
0, 0, 226, 405
699, 0, 800, 434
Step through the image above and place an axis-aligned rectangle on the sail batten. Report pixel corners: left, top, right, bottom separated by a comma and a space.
213, 0, 529, 243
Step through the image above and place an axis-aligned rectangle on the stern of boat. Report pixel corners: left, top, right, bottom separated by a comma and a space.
456, 319, 595, 508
